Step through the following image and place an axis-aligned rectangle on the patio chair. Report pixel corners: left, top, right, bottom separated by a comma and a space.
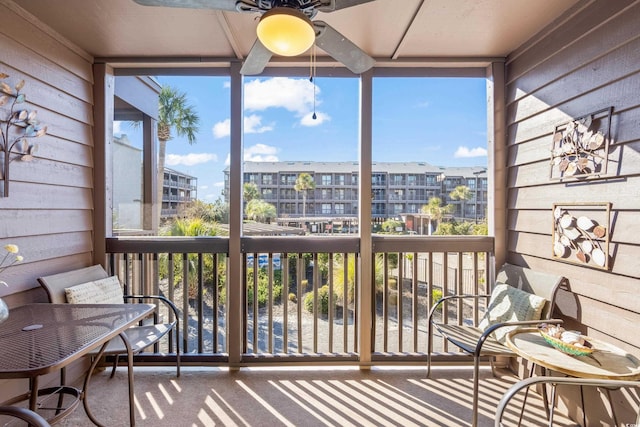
37, 264, 180, 377
427, 263, 565, 427
495, 376, 640, 427
0, 406, 51, 426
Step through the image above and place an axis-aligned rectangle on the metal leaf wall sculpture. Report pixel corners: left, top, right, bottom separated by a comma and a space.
552, 203, 611, 270
0, 72, 47, 197
549, 107, 612, 181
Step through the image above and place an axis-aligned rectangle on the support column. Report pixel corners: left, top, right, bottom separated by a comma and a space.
92, 64, 114, 266
486, 62, 506, 269
228, 62, 244, 368
358, 70, 373, 368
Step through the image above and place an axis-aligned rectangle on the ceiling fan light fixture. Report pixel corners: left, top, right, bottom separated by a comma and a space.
257, 7, 315, 57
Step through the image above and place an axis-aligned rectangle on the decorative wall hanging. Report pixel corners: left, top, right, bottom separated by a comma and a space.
549, 107, 612, 181
552, 202, 611, 270
0, 72, 47, 197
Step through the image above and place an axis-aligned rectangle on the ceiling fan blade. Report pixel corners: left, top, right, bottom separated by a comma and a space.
313, 21, 375, 74
240, 39, 273, 75
131, 0, 240, 11
318, 0, 377, 13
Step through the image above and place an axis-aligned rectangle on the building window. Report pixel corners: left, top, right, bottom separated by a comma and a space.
336, 189, 345, 200
335, 203, 345, 214
280, 188, 296, 199
262, 174, 273, 185
321, 174, 332, 185
335, 174, 345, 185
321, 189, 332, 199
322, 203, 332, 214
280, 174, 297, 185
391, 174, 404, 185
351, 173, 358, 185
372, 173, 386, 186
246, 173, 259, 184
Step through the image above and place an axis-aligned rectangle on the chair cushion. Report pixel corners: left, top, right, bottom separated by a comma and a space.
477, 282, 547, 344
65, 276, 124, 304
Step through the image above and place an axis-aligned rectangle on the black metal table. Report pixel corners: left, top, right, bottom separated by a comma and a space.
0, 303, 154, 426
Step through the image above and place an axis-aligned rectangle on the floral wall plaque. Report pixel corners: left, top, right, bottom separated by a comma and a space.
549, 107, 612, 181
552, 202, 611, 270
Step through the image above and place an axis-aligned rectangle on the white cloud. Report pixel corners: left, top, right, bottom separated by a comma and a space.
200, 185, 209, 190
244, 77, 319, 115
214, 181, 224, 187
224, 144, 279, 165
166, 153, 217, 166
300, 111, 329, 127
212, 120, 230, 139
212, 115, 274, 138
245, 114, 274, 134
244, 144, 279, 162
113, 121, 122, 134
454, 146, 487, 158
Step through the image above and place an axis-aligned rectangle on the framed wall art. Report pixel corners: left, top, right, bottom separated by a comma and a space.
549, 107, 612, 181
552, 202, 611, 270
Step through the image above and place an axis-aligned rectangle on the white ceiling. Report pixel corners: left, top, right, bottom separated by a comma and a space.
15, 0, 581, 70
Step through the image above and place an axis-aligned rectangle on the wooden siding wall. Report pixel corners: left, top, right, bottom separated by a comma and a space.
506, 1, 640, 422
0, 1, 95, 306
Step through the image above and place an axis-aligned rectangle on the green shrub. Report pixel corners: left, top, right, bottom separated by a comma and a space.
431, 288, 444, 306
303, 285, 331, 314
246, 267, 283, 307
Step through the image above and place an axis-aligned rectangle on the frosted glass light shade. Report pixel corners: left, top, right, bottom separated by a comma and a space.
257, 7, 315, 57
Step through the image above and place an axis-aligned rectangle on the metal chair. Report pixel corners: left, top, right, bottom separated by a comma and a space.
495, 376, 640, 427
427, 263, 565, 426
0, 406, 51, 426
38, 264, 180, 377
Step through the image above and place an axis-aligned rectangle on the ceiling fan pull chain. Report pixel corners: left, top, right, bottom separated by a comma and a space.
311, 43, 317, 120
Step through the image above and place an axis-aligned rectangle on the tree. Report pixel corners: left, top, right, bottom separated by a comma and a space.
156, 86, 200, 221
245, 199, 276, 223
294, 173, 316, 217
180, 199, 225, 223
421, 197, 453, 235
449, 185, 472, 220
243, 182, 260, 203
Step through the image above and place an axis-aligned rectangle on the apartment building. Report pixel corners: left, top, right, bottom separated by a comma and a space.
161, 167, 198, 219
224, 161, 487, 228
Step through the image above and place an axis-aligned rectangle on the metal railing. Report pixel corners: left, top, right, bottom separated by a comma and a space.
105, 235, 493, 366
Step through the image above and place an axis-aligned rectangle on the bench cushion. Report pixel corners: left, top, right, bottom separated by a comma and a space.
478, 282, 546, 343
65, 275, 124, 304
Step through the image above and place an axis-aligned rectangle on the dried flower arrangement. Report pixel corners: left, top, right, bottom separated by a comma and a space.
552, 203, 611, 269
549, 107, 612, 181
0, 72, 47, 197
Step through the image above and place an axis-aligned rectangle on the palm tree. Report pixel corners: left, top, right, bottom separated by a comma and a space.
294, 173, 316, 217
243, 182, 260, 203
421, 197, 453, 235
245, 199, 276, 223
156, 86, 200, 220
449, 185, 472, 220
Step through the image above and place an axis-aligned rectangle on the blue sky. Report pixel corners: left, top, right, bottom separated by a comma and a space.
115, 75, 487, 201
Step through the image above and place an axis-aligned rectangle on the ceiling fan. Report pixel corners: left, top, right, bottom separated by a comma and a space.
131, 0, 376, 75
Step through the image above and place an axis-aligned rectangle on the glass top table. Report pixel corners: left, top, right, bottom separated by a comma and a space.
506, 328, 640, 380
505, 328, 640, 426
0, 303, 154, 426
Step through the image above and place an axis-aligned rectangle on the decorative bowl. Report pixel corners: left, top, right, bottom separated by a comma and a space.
538, 328, 595, 356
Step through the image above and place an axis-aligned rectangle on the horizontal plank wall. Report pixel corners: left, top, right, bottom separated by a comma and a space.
505, 1, 640, 423
0, 0, 94, 303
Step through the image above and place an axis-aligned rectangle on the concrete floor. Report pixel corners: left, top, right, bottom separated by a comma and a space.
53, 366, 578, 427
